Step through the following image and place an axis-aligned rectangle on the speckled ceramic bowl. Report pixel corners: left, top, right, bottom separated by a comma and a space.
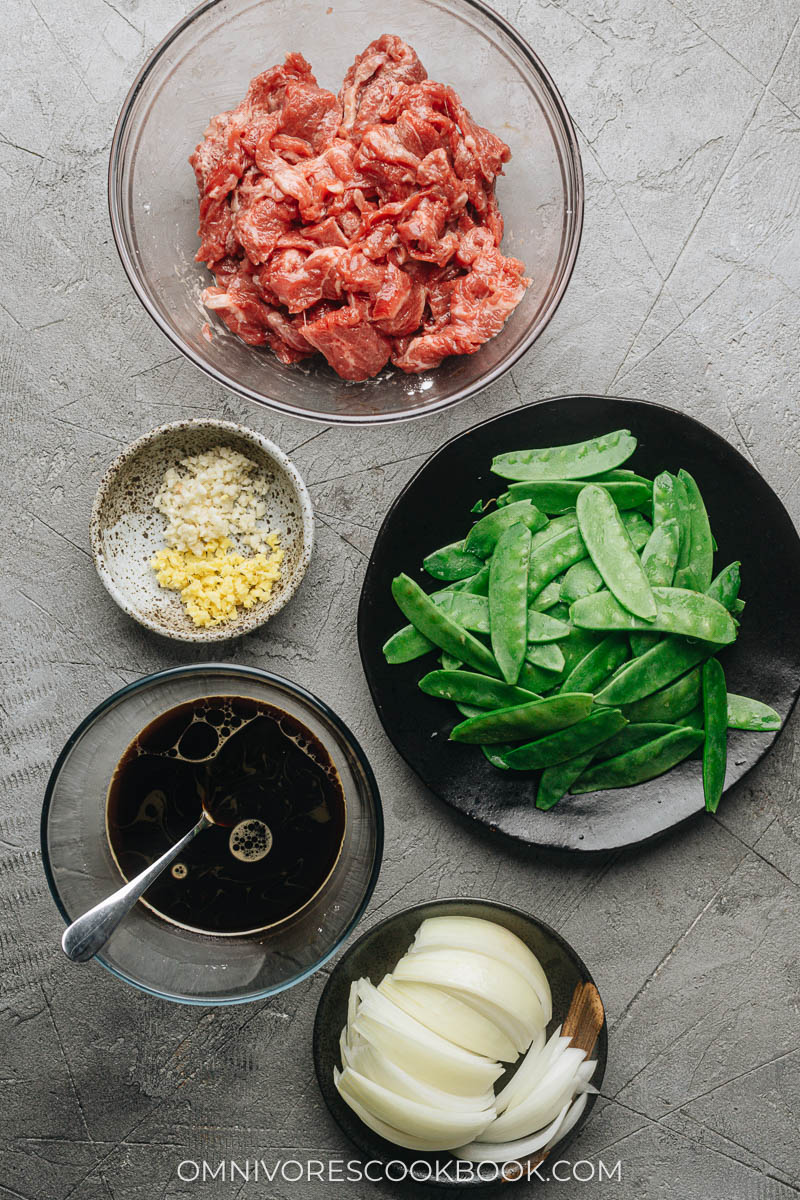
90, 419, 313, 641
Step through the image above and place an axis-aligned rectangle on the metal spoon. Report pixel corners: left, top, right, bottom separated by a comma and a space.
61, 810, 213, 963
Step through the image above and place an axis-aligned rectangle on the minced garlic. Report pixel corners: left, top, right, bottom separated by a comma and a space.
151, 536, 284, 628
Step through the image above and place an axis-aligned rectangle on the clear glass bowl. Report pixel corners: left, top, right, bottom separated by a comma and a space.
41, 665, 383, 1004
109, 0, 583, 425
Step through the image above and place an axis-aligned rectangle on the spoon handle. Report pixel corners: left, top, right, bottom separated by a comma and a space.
61, 812, 212, 963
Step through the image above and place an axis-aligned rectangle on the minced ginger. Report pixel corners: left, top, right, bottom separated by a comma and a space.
152, 535, 284, 628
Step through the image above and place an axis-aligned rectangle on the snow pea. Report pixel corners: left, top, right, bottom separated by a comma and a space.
391, 574, 500, 677
621, 510, 653, 551
597, 561, 740, 703
577, 485, 657, 619
419, 670, 539, 709
677, 705, 704, 730
489, 523, 532, 684
423, 540, 485, 581
464, 500, 546, 558
526, 610, 571, 642
526, 641, 565, 674
536, 750, 596, 810
383, 623, 434, 664
726, 694, 781, 732
504, 709, 628, 770
449, 693, 594, 744
593, 722, 679, 761
560, 559, 603, 603
384, 579, 493, 663
518, 660, 562, 694
530, 513, 579, 550
529, 579, 563, 612
482, 744, 514, 770
623, 667, 702, 723
652, 471, 683, 530
504, 478, 651, 514
559, 634, 630, 694
571, 727, 704, 792
528, 526, 588, 599
629, 517, 681, 655
456, 702, 485, 718
450, 564, 491, 595
571, 587, 737, 644
440, 652, 463, 670
671, 472, 693, 579
674, 470, 714, 592
491, 430, 637, 482
702, 658, 727, 812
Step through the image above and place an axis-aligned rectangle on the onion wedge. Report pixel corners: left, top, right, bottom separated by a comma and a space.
439, 987, 536, 1055
393, 948, 545, 1046
341, 1037, 496, 1113
453, 1100, 571, 1163
495, 1027, 567, 1115
352, 1007, 502, 1096
545, 1090, 588, 1149
479, 1047, 586, 1142
334, 1070, 462, 1152
378, 976, 519, 1063
337, 1066, 495, 1144
411, 917, 553, 1022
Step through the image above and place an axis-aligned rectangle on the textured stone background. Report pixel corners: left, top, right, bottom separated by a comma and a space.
2, 0, 799, 1196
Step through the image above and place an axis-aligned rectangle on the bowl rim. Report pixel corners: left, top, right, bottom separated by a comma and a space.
88, 417, 315, 642
40, 662, 384, 1005
312, 895, 608, 1186
107, 0, 584, 427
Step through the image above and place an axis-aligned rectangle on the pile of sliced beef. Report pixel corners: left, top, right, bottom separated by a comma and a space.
190, 35, 529, 381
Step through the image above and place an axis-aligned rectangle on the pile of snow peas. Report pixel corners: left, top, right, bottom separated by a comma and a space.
384, 430, 781, 812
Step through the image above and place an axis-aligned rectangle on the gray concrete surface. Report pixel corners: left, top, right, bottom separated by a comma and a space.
2, 0, 799, 1196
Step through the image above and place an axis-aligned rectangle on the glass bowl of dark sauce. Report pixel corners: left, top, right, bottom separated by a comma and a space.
42, 666, 382, 1004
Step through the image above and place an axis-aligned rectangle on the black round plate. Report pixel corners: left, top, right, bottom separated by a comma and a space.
313, 898, 607, 1188
357, 396, 800, 852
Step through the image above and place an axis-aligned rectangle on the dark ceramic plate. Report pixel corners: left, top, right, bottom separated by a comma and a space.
313, 898, 607, 1188
358, 396, 800, 852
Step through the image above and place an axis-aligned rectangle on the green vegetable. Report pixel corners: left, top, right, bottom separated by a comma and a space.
419, 670, 539, 709
674, 470, 714, 592
482, 744, 514, 769
571, 727, 704, 792
629, 517, 681, 655
577, 484, 657, 619
677, 705, 704, 730
528, 526, 587, 599
449, 565, 491, 595
571, 587, 737, 644
623, 667, 702, 723
525, 641, 565, 674
423, 540, 485, 581
505, 478, 651, 514
504, 709, 628, 770
560, 559, 603, 603
621, 510, 653, 551
491, 430, 637, 482
559, 634, 629, 694
529, 513, 580, 551
489, 523, 532, 684
526, 610, 571, 642
529, 579, 563, 612
391, 574, 500, 677
726, 693, 781, 731
464, 501, 546, 558
518, 660, 561, 694
449, 693, 594, 744
536, 751, 597, 809
702, 658, 727, 812
593, 722, 680, 761
383, 624, 435, 664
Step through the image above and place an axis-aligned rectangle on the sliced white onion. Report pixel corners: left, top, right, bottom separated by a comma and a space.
411, 917, 553, 1023
342, 1037, 496, 1113
575, 1059, 597, 1089
353, 1009, 502, 1097
334, 1069, 459, 1152
496, 1027, 567, 1115
393, 948, 545, 1046
378, 976, 519, 1063
453, 1100, 571, 1163
337, 1066, 495, 1145
545, 1090, 588, 1149
479, 1047, 586, 1142
439, 986, 535, 1055
346, 979, 359, 1032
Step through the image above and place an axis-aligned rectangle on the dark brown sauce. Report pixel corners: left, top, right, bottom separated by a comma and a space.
106, 697, 346, 935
